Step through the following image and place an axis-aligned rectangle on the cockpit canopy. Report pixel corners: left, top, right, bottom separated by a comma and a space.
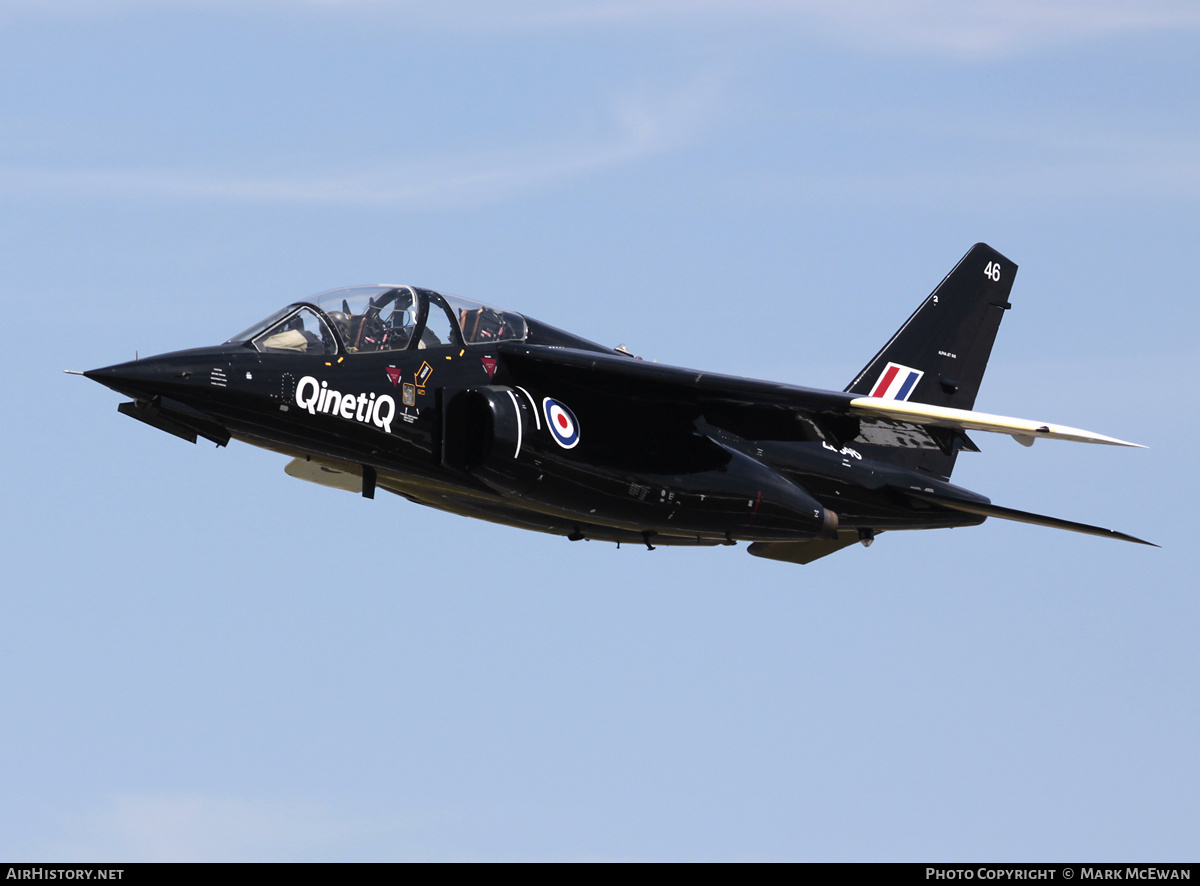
228, 285, 528, 356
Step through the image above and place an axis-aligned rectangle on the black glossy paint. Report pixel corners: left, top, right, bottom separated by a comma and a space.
85, 245, 1152, 564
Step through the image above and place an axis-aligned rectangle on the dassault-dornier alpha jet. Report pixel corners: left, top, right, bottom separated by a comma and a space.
80, 244, 1153, 564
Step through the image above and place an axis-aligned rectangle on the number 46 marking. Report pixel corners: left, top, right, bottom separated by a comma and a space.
984, 261, 1002, 282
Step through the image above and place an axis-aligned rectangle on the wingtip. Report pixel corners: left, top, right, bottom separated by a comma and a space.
1122, 534, 1159, 547
1103, 436, 1149, 449
1046, 429, 1147, 448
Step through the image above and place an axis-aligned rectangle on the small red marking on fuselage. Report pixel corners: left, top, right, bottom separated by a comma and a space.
752, 491, 762, 516
557, 414, 569, 429
384, 367, 402, 387
481, 357, 497, 379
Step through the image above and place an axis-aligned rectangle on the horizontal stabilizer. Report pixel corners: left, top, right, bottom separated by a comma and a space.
904, 490, 1156, 546
849, 397, 1145, 448
747, 531, 865, 565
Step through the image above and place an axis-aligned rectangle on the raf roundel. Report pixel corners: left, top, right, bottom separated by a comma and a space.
543, 398, 581, 449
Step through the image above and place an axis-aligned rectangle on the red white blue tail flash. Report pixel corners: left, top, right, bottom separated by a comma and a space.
543, 398, 580, 449
870, 362, 924, 401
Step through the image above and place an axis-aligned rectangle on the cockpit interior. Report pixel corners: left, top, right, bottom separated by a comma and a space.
228, 285, 529, 356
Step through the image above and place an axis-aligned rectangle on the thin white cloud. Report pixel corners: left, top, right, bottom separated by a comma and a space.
4, 1, 1198, 57
36, 793, 415, 861
794, 0, 1200, 56
744, 123, 1200, 207
0, 78, 719, 207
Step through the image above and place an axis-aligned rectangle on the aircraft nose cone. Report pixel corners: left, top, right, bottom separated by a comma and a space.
83, 361, 138, 382
84, 358, 175, 398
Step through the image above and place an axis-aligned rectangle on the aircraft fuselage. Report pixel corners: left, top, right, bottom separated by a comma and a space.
85, 249, 1151, 562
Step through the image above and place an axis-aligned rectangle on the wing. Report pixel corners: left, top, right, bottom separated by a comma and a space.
849, 397, 1144, 448
498, 344, 1145, 451
900, 489, 1156, 546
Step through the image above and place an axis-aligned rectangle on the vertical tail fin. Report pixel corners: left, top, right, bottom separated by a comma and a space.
846, 243, 1016, 478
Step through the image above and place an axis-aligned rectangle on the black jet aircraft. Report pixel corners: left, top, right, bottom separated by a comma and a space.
81, 244, 1153, 564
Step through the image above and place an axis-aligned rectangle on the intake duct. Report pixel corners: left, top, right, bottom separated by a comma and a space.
443, 386, 531, 475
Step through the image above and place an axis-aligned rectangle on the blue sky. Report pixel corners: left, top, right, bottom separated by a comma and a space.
2, 0, 1197, 861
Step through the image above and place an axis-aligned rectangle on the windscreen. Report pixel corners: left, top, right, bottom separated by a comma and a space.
251, 307, 337, 355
